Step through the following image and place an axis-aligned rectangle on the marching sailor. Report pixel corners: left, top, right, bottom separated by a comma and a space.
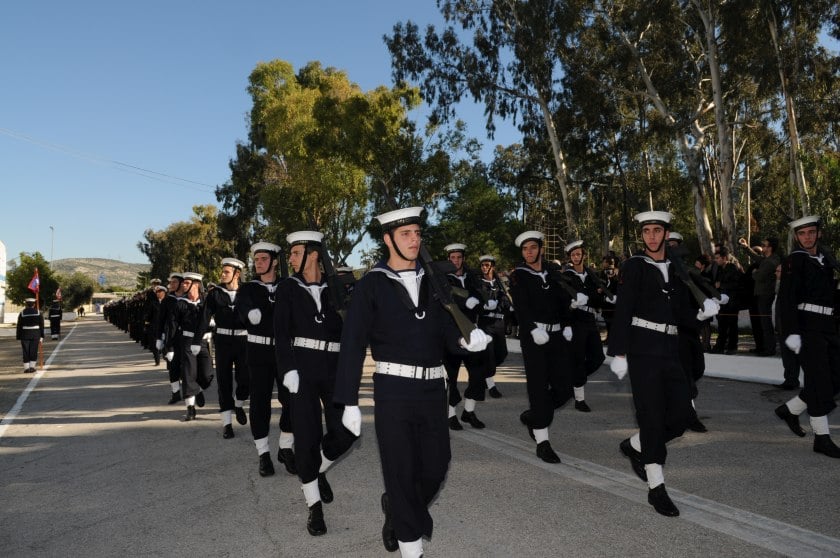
274, 230, 357, 536
235, 242, 296, 476
203, 258, 250, 439
16, 298, 44, 373
774, 215, 840, 458
334, 207, 490, 558
477, 254, 511, 398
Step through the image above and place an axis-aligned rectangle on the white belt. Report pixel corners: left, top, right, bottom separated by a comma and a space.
631, 317, 678, 335
182, 331, 195, 338
484, 312, 505, 320
797, 303, 834, 316
574, 305, 598, 315
216, 328, 248, 336
22, 325, 40, 330
375, 361, 445, 380
293, 337, 341, 352
534, 322, 563, 333
247, 334, 274, 346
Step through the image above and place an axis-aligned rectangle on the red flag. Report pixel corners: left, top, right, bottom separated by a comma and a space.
55, 287, 62, 301
28, 268, 40, 293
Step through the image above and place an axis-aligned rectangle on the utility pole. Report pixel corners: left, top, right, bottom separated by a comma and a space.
49, 226, 55, 262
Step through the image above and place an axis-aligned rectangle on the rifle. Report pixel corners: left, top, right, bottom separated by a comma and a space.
818, 243, 840, 273
583, 265, 614, 300
545, 262, 583, 299
308, 221, 353, 321
666, 245, 710, 307
378, 189, 477, 340
277, 246, 289, 279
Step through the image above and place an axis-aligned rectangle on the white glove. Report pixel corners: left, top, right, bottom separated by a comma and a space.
562, 326, 573, 341
164, 351, 174, 362
208, 318, 216, 328
509, 305, 514, 311
785, 334, 802, 354
247, 308, 262, 325
155, 339, 164, 351
460, 328, 491, 352
283, 369, 299, 394
610, 356, 628, 380
483, 299, 498, 311
342, 405, 361, 436
465, 297, 480, 310
571, 292, 589, 309
605, 295, 617, 305
190, 345, 200, 356
530, 327, 550, 345
696, 298, 720, 320
715, 293, 730, 306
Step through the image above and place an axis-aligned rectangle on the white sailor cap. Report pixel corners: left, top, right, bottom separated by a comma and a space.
182, 272, 203, 282
634, 211, 673, 228
478, 254, 496, 263
515, 230, 544, 248
286, 230, 324, 246
150, 278, 162, 285
788, 215, 820, 231
375, 207, 424, 231
25, 297, 36, 304
168, 272, 184, 281
153, 285, 168, 292
251, 241, 282, 256
221, 257, 246, 270
669, 232, 684, 242
444, 243, 467, 253
564, 240, 584, 253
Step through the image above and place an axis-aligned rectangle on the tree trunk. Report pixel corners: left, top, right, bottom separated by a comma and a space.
537, 94, 576, 235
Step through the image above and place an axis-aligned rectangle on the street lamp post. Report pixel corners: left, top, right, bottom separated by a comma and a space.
49, 226, 54, 262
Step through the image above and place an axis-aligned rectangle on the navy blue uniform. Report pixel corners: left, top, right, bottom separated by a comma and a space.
17, 306, 44, 364
204, 286, 250, 414
334, 262, 464, 544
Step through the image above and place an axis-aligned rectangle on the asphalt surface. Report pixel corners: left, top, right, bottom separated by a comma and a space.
1, 319, 838, 557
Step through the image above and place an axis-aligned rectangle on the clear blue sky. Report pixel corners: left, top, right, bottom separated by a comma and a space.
1, 1, 517, 266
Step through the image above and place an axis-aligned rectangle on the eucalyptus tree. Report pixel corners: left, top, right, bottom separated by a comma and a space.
386, 0, 590, 236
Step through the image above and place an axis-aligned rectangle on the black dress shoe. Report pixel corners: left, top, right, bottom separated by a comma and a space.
460, 410, 486, 429
775, 404, 806, 437
318, 472, 334, 503
381, 493, 398, 552
259, 452, 275, 477
648, 484, 679, 517
574, 400, 592, 413
222, 424, 234, 439
184, 405, 196, 421
536, 441, 561, 464
520, 410, 535, 441
234, 406, 248, 425
154, 354, 160, 366
277, 448, 298, 475
196, 391, 205, 408
686, 414, 708, 433
777, 380, 800, 390
448, 415, 463, 431
813, 435, 840, 458
168, 392, 182, 405
619, 438, 647, 482
307, 501, 327, 536
488, 386, 503, 398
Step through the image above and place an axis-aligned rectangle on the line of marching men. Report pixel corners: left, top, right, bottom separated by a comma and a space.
101, 207, 839, 558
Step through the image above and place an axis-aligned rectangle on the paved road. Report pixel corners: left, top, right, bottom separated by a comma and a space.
1, 319, 838, 557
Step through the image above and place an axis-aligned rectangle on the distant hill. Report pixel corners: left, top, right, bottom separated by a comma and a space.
51, 258, 150, 290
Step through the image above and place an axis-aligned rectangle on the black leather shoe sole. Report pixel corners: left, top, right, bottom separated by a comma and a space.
536, 441, 561, 464
619, 438, 647, 481
448, 416, 463, 431
775, 404, 806, 437
648, 484, 679, 517
381, 493, 398, 552
168, 392, 182, 405
814, 435, 840, 458
461, 411, 486, 429
277, 448, 298, 475
222, 425, 234, 439
318, 473, 334, 503
259, 453, 275, 477
574, 400, 591, 413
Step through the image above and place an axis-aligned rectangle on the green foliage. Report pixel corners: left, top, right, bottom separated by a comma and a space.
6, 252, 58, 306
56, 272, 96, 311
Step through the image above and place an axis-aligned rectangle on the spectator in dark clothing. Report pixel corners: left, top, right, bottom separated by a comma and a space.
711, 248, 743, 354
740, 237, 782, 356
